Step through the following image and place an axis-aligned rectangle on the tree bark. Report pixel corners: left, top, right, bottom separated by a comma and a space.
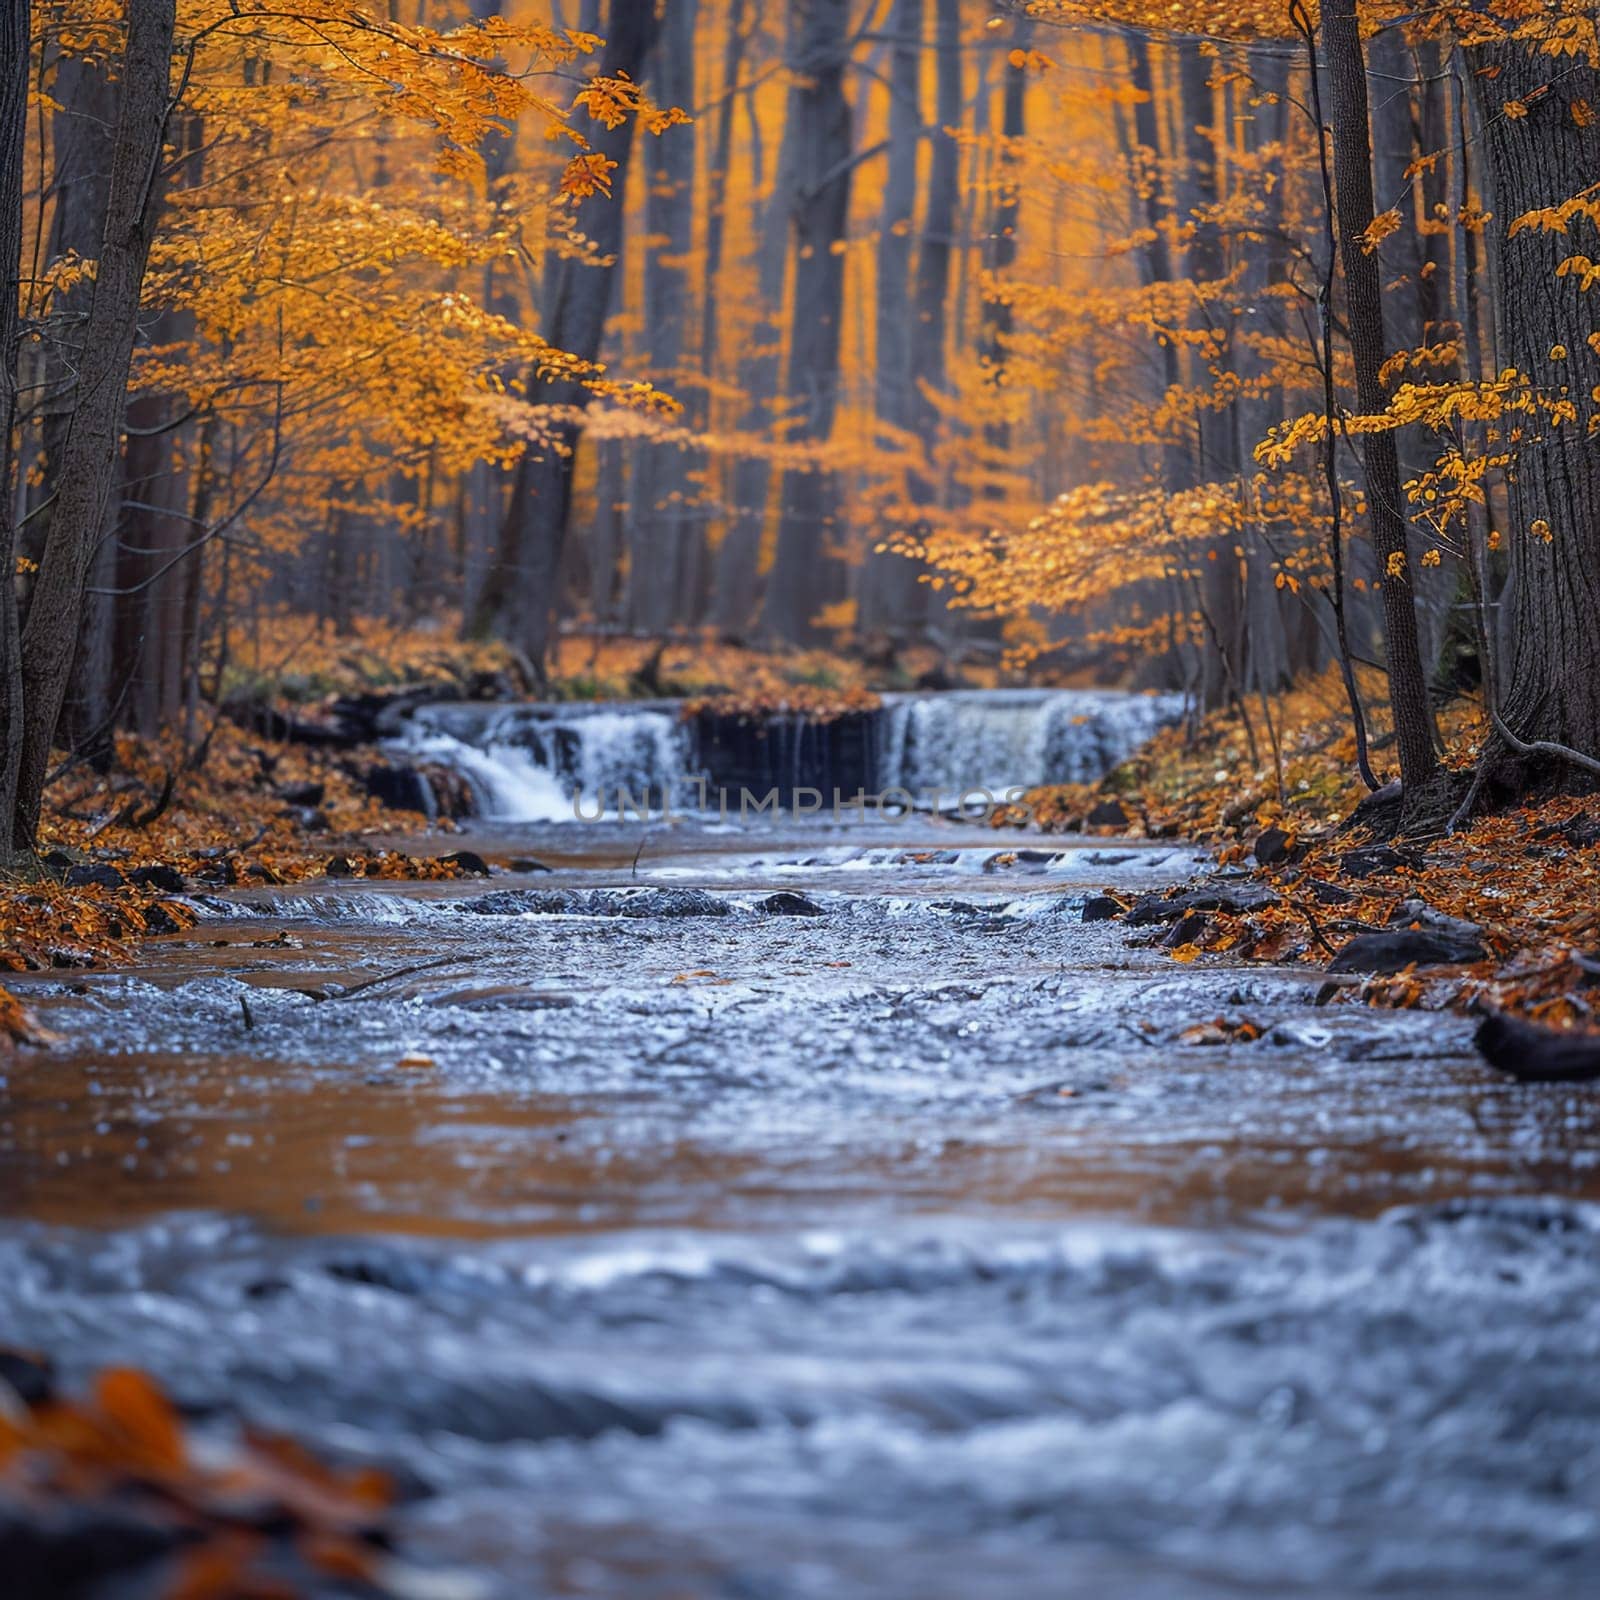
625, 0, 697, 634
1467, 29, 1600, 767
759, 0, 854, 645
713, 20, 793, 637
1322, 0, 1438, 797
0, 0, 31, 855
858, 0, 923, 636
471, 0, 659, 671
15, 0, 176, 847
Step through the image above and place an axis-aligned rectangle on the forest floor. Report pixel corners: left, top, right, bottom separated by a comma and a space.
4, 623, 1597, 1068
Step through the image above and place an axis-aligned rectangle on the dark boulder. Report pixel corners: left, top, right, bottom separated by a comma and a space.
1253, 825, 1299, 867
363, 762, 436, 815
1085, 798, 1129, 829
509, 856, 552, 874
758, 891, 825, 916
275, 780, 325, 807
1327, 929, 1485, 974
458, 888, 577, 916
0, 1348, 54, 1407
1163, 910, 1209, 947
601, 887, 732, 919
1080, 894, 1125, 923
1339, 844, 1425, 879
1125, 880, 1278, 925
126, 864, 186, 893
1475, 1012, 1600, 1083
442, 850, 491, 877
1387, 899, 1483, 944
63, 863, 125, 891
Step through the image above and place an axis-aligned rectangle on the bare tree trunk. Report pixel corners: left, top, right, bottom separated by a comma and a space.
1323, 0, 1438, 798
625, 0, 698, 635
470, 0, 659, 673
759, 0, 853, 645
1467, 30, 1600, 768
713, 21, 791, 638
979, 19, 1028, 460
0, 0, 31, 855
858, 0, 922, 637
15, 0, 176, 847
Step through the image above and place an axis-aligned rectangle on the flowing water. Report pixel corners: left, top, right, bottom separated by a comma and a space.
2, 692, 1599, 1599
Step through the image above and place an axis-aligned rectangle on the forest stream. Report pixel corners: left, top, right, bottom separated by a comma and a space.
3, 693, 1599, 1599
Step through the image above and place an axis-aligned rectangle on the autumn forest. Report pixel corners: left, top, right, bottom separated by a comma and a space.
3, 3, 1600, 1595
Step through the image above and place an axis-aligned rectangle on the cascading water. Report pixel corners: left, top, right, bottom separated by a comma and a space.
879, 689, 1182, 796
393, 689, 1182, 822
390, 703, 694, 822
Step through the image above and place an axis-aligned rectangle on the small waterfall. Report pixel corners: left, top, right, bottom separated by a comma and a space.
879, 690, 1181, 796
394, 689, 1179, 822
391, 704, 695, 822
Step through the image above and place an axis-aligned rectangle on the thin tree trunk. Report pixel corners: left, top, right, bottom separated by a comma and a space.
1322, 0, 1438, 797
759, 0, 853, 645
859, 0, 923, 636
712, 20, 790, 638
15, 0, 176, 847
625, 0, 698, 635
470, 0, 659, 672
0, 0, 31, 855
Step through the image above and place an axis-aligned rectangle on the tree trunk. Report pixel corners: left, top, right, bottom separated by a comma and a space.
625, 0, 698, 635
1467, 30, 1600, 767
470, 0, 659, 671
713, 21, 793, 638
1322, 0, 1438, 797
15, 0, 176, 847
858, 0, 922, 637
0, 0, 31, 855
759, 0, 853, 645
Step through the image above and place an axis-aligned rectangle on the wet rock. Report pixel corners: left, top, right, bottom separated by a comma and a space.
363, 761, 436, 814
0, 1348, 55, 1407
509, 856, 552, 874
127, 864, 186, 893
1253, 826, 1299, 867
63, 863, 125, 890
323, 856, 355, 879
0, 1501, 188, 1597
325, 1256, 419, 1293
1475, 1012, 1600, 1083
1125, 880, 1278, 925
758, 892, 825, 917
1306, 878, 1356, 906
1327, 929, 1485, 974
274, 780, 325, 807
1163, 910, 1209, 947
442, 850, 491, 877
1080, 894, 1125, 923
458, 886, 733, 919
1085, 798, 1130, 829
458, 888, 580, 916
928, 899, 986, 918
602, 888, 732, 919
1388, 899, 1482, 944
142, 903, 185, 936
1339, 844, 1424, 878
